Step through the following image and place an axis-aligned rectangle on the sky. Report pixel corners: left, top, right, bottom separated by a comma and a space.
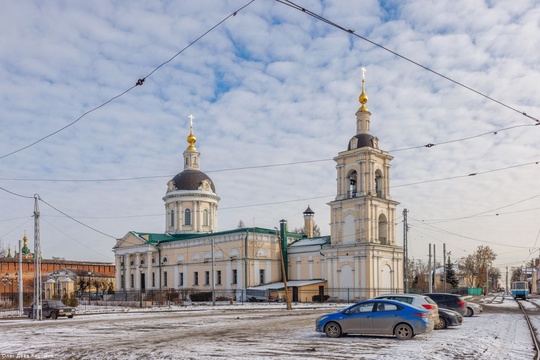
1, 0, 539, 276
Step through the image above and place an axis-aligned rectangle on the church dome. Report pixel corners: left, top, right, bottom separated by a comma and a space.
170, 169, 215, 192
348, 133, 375, 150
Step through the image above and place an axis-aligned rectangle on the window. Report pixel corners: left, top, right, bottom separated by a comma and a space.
194, 272, 199, 286
259, 269, 265, 284
179, 272, 184, 287
152, 273, 155, 288
232, 269, 237, 284
216, 270, 222, 285
205, 271, 210, 285
170, 210, 175, 228
184, 209, 192, 226
163, 271, 168, 287
120, 275, 125, 290
203, 209, 209, 226
130, 274, 134, 288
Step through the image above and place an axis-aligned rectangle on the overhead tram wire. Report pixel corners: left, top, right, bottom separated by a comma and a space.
276, 0, 540, 124
0, 0, 256, 161
1, 120, 536, 183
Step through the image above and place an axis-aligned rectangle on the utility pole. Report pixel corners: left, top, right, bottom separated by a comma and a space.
275, 226, 292, 310
211, 238, 215, 306
18, 239, 23, 315
433, 244, 437, 291
428, 244, 432, 293
33, 195, 42, 321
443, 243, 447, 292
403, 209, 408, 293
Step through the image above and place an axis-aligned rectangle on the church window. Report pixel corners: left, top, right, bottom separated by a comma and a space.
194, 272, 199, 286
347, 171, 358, 198
375, 170, 383, 198
179, 272, 184, 287
163, 271, 168, 287
130, 274, 134, 287
259, 269, 265, 284
185, 209, 192, 226
205, 271, 210, 285
203, 209, 209, 226
170, 210, 175, 228
152, 272, 155, 287
217, 270, 222, 285
232, 269, 238, 284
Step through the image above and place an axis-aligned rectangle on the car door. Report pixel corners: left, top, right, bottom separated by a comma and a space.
371, 302, 401, 335
340, 302, 376, 334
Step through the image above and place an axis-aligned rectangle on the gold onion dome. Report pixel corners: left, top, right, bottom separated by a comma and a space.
358, 79, 368, 112
186, 115, 197, 151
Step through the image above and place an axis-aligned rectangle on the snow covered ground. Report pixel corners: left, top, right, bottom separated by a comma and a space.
0, 296, 537, 359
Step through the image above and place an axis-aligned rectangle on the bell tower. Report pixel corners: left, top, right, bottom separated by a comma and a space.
325, 69, 403, 296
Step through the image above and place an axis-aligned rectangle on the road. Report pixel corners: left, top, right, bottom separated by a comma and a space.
0, 303, 535, 359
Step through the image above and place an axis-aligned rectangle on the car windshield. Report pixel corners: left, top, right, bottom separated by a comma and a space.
48, 301, 65, 307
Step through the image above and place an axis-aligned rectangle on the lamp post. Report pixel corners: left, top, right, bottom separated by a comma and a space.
2, 273, 8, 301
14, 272, 18, 303
87, 271, 92, 303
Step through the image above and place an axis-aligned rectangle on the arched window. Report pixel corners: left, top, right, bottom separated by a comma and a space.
347, 170, 358, 198
170, 210, 175, 228
375, 170, 383, 198
184, 209, 192, 226
203, 209, 209, 226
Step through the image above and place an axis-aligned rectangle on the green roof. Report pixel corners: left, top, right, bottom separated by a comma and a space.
131, 227, 304, 245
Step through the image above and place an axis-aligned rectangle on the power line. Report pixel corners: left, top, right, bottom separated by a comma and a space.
276, 0, 540, 124
1, 121, 536, 183
38, 198, 117, 239
0, 0, 256, 161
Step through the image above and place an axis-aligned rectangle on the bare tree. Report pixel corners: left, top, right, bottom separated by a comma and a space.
459, 246, 497, 288
237, 220, 246, 229
0, 238, 6, 258
293, 222, 321, 237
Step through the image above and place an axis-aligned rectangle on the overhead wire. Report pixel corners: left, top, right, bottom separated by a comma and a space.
276, 0, 539, 123
0, 0, 256, 161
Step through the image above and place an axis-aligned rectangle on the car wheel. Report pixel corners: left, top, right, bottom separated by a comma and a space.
395, 323, 414, 340
50, 312, 58, 320
324, 322, 342, 338
466, 307, 474, 317
67, 315, 74, 319
28, 312, 33, 319
435, 317, 447, 330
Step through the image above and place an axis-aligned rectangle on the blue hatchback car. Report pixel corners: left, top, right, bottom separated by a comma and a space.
315, 299, 434, 340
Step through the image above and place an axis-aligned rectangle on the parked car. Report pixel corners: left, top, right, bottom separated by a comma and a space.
423, 293, 467, 316
24, 300, 75, 320
466, 302, 483, 317
436, 308, 463, 330
374, 293, 439, 324
315, 299, 434, 340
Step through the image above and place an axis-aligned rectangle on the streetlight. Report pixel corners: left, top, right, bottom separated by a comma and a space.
2, 273, 8, 301
14, 272, 18, 303
87, 271, 92, 303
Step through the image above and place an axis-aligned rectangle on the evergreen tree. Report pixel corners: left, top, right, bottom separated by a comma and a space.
443, 256, 459, 288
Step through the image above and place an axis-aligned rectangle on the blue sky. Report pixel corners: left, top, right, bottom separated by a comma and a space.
1, 0, 539, 276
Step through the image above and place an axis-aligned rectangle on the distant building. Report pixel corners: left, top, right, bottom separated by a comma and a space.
113, 74, 404, 301
0, 234, 114, 301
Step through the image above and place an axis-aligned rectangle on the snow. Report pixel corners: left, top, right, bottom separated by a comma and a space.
0, 296, 536, 359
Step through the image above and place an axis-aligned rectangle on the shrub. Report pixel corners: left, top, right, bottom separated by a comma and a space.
312, 294, 330, 303
190, 292, 212, 302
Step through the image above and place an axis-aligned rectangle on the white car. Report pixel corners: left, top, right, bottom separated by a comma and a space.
374, 293, 439, 324
466, 302, 483, 317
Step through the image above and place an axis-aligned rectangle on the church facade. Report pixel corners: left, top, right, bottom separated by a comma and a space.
113, 76, 403, 301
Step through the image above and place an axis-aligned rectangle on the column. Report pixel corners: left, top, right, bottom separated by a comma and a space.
124, 254, 131, 290
135, 253, 141, 290
115, 256, 122, 291
146, 251, 153, 289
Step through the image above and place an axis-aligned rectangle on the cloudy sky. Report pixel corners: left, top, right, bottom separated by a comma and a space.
1, 0, 539, 276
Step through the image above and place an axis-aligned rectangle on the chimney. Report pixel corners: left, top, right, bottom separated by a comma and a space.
303, 206, 315, 238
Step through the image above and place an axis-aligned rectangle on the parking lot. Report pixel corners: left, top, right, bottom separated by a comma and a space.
0, 301, 536, 359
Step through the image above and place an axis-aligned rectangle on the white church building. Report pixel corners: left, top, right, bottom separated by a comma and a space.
113, 75, 403, 301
